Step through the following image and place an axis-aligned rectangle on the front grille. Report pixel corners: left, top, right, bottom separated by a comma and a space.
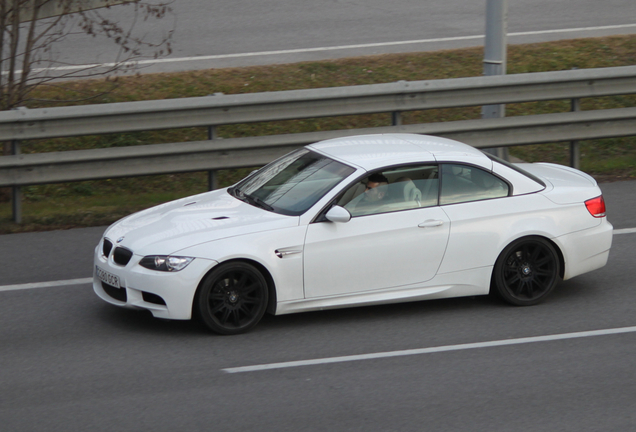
102, 282, 127, 302
142, 292, 167, 306
113, 247, 133, 266
102, 239, 113, 257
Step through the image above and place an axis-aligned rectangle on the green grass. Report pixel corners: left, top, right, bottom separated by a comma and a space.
1, 35, 635, 233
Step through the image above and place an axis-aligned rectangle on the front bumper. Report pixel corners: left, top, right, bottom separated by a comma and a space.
93, 243, 218, 320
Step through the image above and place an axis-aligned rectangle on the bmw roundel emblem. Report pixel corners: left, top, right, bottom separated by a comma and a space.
117, 236, 125, 243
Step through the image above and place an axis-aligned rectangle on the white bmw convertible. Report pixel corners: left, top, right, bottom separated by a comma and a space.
94, 134, 613, 334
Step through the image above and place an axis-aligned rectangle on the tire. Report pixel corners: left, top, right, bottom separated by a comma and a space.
492, 237, 560, 306
195, 262, 269, 335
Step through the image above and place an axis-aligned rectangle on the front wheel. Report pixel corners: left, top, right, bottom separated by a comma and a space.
195, 262, 269, 335
492, 237, 560, 306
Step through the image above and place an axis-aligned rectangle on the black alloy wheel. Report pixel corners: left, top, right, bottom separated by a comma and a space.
196, 262, 269, 335
493, 237, 560, 306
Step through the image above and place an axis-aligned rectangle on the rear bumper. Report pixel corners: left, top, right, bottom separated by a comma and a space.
556, 219, 613, 280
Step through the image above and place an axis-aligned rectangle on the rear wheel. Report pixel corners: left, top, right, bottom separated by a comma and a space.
493, 237, 560, 306
195, 262, 268, 335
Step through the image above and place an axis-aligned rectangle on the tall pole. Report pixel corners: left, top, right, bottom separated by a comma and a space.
482, 0, 508, 159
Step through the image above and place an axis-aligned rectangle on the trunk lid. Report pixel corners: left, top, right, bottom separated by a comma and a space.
517, 162, 600, 204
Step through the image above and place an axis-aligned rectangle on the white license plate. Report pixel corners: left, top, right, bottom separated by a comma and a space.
96, 266, 121, 288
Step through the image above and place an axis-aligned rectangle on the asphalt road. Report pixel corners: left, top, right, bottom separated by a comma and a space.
1, 180, 635, 431
5, 3, 636, 429
52, 0, 636, 74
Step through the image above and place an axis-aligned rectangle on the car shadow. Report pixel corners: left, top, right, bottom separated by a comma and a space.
259, 294, 505, 330
92, 279, 595, 337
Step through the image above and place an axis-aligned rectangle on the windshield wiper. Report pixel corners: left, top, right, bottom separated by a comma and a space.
228, 186, 241, 198
243, 193, 274, 212
229, 187, 274, 211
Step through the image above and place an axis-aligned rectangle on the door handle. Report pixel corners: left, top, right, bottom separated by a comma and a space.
418, 219, 444, 228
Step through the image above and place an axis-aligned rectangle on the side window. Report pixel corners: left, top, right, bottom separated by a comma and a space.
337, 164, 439, 217
440, 164, 509, 205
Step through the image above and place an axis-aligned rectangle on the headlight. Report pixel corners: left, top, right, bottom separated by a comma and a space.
139, 255, 195, 272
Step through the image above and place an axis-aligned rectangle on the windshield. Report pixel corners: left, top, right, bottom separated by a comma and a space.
230, 149, 355, 216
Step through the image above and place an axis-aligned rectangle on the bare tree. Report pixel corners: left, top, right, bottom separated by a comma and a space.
0, 0, 173, 111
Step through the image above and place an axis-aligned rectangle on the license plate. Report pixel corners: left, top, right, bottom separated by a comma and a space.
96, 266, 121, 288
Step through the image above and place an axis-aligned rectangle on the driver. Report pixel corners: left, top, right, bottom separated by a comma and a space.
351, 173, 389, 215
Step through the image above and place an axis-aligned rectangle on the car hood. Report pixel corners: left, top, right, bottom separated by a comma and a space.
103, 189, 299, 256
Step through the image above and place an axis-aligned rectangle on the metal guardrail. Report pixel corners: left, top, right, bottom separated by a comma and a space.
2, 107, 635, 186
1, 65, 636, 222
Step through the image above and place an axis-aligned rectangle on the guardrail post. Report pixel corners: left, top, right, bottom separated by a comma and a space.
208, 126, 219, 191
481, 0, 508, 160
11, 140, 22, 223
570, 98, 581, 169
392, 111, 402, 126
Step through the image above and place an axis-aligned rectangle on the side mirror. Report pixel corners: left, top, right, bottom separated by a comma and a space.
325, 206, 351, 223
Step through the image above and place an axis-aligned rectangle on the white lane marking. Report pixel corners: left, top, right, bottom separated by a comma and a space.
26, 23, 636, 73
0, 277, 92, 292
0, 227, 634, 292
508, 23, 636, 37
614, 228, 636, 235
222, 325, 636, 373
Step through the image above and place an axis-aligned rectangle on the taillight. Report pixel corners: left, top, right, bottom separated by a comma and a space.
585, 195, 606, 218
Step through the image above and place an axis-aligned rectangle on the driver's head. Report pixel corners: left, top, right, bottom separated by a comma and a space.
364, 173, 389, 201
